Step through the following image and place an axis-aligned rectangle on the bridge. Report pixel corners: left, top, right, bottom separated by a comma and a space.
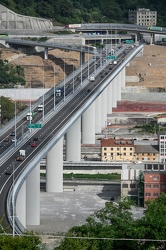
0, 42, 143, 234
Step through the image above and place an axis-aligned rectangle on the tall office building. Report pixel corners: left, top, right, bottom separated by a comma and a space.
128, 8, 157, 26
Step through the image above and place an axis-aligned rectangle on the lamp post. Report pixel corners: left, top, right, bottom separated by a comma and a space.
73, 64, 75, 93
42, 66, 45, 121
80, 44, 83, 86
12, 162, 15, 237
63, 56, 66, 101
53, 64, 56, 110
14, 90, 17, 147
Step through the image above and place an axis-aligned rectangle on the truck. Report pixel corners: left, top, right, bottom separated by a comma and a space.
56, 87, 64, 97
113, 60, 117, 65
16, 149, 26, 161
37, 105, 43, 112
26, 111, 34, 121
89, 76, 95, 82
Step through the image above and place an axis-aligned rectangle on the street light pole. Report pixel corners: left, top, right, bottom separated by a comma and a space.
53, 64, 56, 110
63, 57, 66, 101
12, 162, 15, 237
14, 90, 17, 147
42, 66, 45, 121
73, 64, 75, 93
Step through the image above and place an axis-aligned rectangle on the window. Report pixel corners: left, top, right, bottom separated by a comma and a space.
153, 193, 159, 197
122, 184, 128, 188
146, 184, 151, 188
161, 184, 166, 189
153, 184, 159, 189
159, 165, 164, 170
124, 148, 126, 151
130, 148, 132, 151
104, 148, 107, 151
117, 148, 119, 151
111, 148, 113, 150
130, 184, 136, 188
124, 153, 126, 156
111, 153, 113, 156
130, 153, 132, 156
154, 176, 159, 180
104, 153, 106, 156
145, 193, 151, 196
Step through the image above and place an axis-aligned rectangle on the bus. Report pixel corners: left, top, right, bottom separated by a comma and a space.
26, 111, 34, 121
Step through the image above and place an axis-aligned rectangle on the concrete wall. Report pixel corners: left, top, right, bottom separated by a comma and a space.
0, 4, 53, 30
0, 88, 50, 101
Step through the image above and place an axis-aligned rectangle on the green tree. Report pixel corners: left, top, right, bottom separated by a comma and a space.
55, 194, 166, 250
0, 96, 14, 122
0, 232, 46, 250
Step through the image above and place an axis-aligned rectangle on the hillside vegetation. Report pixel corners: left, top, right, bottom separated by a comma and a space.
1, 0, 166, 26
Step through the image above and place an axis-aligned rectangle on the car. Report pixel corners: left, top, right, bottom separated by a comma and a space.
87, 89, 91, 93
101, 74, 104, 78
4, 137, 9, 142
105, 71, 108, 75
12, 138, 17, 143
5, 170, 12, 175
10, 131, 15, 136
110, 197, 115, 201
33, 137, 39, 141
31, 142, 37, 147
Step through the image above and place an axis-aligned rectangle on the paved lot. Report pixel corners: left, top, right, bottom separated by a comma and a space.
27, 183, 120, 235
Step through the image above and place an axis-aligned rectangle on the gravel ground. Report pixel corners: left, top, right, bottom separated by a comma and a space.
122, 92, 166, 103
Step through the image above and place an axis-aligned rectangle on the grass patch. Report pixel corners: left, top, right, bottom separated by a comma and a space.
41, 173, 121, 180
64, 173, 121, 180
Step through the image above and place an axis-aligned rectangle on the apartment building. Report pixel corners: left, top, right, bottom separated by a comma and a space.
128, 8, 157, 26
101, 138, 135, 162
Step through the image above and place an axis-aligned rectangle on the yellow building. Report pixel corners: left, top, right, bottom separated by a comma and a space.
101, 138, 135, 162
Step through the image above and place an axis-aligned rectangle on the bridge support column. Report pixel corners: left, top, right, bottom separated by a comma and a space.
46, 137, 63, 192
26, 164, 40, 225
112, 78, 117, 108
44, 47, 48, 59
82, 102, 95, 144
66, 118, 81, 161
95, 95, 101, 133
80, 52, 85, 65
16, 181, 26, 228
117, 73, 121, 101
150, 34, 154, 45
107, 83, 112, 115
121, 67, 126, 88
101, 88, 107, 128
135, 34, 138, 43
